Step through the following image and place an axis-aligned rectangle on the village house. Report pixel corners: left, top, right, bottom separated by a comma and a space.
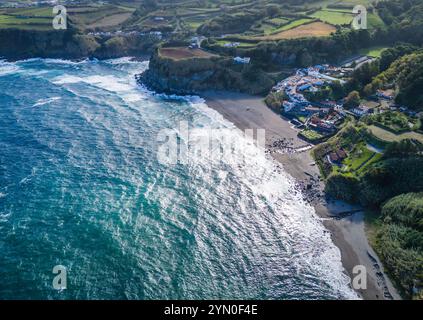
351, 105, 371, 117
233, 56, 251, 64
328, 148, 347, 164
308, 115, 336, 133
377, 89, 394, 100
223, 42, 240, 48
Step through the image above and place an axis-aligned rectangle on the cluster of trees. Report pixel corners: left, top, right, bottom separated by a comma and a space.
375, 219, 422, 298
379, 44, 419, 71
377, 193, 423, 297
363, 51, 423, 110
343, 91, 361, 109
382, 192, 423, 231
264, 90, 287, 112
340, 43, 423, 111
375, 0, 423, 46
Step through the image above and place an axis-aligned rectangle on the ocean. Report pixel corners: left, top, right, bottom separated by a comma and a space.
0, 58, 357, 299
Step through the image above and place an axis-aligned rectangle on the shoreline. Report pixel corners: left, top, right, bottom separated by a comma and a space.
202, 90, 401, 300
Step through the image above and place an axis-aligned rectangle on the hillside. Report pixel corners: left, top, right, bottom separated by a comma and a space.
138, 45, 276, 95
369, 52, 423, 110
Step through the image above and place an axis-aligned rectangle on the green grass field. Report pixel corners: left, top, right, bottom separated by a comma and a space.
342, 143, 374, 171
368, 125, 423, 143
299, 129, 325, 141
0, 0, 385, 36
367, 13, 385, 29
311, 10, 354, 25
0, 13, 52, 30
0, 3, 138, 30
272, 18, 315, 32
253, 18, 292, 35
359, 46, 388, 58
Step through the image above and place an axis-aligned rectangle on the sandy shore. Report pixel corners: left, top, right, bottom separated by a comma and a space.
202, 90, 401, 300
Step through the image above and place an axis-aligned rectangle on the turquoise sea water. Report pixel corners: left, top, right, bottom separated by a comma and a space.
0, 58, 357, 299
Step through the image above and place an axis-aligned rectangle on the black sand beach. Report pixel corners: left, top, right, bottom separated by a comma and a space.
203, 90, 401, 300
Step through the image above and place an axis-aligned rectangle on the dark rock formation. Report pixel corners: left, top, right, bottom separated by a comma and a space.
137, 47, 276, 95
0, 28, 156, 61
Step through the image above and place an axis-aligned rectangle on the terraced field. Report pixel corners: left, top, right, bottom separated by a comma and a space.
255, 21, 337, 41
0, 0, 386, 40
0, 4, 136, 30
0, 15, 52, 30
68, 5, 135, 30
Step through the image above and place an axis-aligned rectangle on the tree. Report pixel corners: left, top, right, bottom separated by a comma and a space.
266, 5, 282, 18
330, 80, 346, 100
325, 173, 360, 203
344, 90, 361, 109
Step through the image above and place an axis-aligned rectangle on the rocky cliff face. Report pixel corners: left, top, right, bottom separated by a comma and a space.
0, 28, 156, 60
138, 48, 275, 95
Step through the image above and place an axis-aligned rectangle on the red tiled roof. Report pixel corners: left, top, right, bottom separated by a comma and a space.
329, 152, 339, 162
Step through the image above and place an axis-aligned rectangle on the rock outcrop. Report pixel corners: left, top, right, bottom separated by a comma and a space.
138, 47, 276, 95
0, 28, 156, 60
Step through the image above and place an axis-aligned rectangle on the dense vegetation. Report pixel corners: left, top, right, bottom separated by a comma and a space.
323, 135, 423, 297
376, 193, 423, 297
368, 52, 423, 110
382, 193, 423, 231
339, 43, 423, 112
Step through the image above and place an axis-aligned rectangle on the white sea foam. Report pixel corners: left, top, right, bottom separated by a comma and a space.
32, 97, 61, 108
0, 60, 20, 76
125, 62, 356, 299
181, 96, 359, 299
2, 57, 359, 299
53, 74, 135, 93
17, 57, 90, 65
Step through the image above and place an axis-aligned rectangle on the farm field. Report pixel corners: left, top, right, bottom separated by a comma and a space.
311, 9, 354, 25
368, 125, 423, 143
0, 4, 136, 30
68, 5, 135, 30
252, 17, 292, 35
368, 111, 419, 133
0, 14, 52, 30
359, 46, 388, 58
271, 18, 315, 32
255, 21, 337, 41
159, 47, 217, 60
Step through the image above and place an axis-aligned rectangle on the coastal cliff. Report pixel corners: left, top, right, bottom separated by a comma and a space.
138, 47, 275, 95
0, 28, 156, 60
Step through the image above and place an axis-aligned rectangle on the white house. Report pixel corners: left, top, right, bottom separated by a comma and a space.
234, 56, 251, 64
351, 105, 370, 117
